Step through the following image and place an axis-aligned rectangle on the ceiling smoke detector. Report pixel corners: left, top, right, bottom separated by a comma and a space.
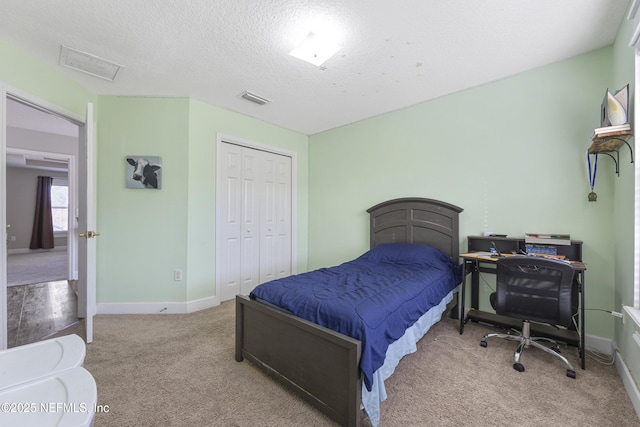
241, 91, 271, 105
59, 45, 123, 81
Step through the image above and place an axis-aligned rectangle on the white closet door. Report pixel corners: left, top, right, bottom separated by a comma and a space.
260, 152, 292, 283
239, 148, 261, 295
218, 141, 292, 301
218, 143, 243, 301
274, 153, 292, 280
260, 153, 277, 284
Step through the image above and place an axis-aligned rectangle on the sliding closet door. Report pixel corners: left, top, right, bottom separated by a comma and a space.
217, 142, 292, 301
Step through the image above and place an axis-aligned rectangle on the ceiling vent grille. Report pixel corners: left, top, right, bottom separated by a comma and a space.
241, 91, 271, 105
59, 45, 123, 81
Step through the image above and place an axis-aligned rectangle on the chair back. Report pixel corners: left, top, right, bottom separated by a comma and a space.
494, 257, 576, 327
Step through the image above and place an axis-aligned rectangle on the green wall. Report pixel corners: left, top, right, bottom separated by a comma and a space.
0, 39, 309, 308
309, 48, 617, 339
96, 96, 309, 305
0, 40, 95, 120
96, 97, 191, 303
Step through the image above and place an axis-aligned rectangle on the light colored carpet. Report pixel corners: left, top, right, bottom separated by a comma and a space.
83, 301, 640, 427
7, 251, 67, 287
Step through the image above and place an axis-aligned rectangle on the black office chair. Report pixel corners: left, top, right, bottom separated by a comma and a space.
480, 256, 578, 378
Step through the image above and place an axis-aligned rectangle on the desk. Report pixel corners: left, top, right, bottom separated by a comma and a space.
458, 236, 586, 369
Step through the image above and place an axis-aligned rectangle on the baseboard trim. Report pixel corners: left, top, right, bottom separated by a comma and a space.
615, 350, 640, 420
8, 246, 67, 255
97, 296, 220, 315
585, 333, 614, 356
586, 335, 640, 420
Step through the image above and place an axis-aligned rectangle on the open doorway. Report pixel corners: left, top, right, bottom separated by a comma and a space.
5, 98, 81, 347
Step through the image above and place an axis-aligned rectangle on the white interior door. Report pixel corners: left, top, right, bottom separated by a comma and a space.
77, 102, 96, 343
0, 89, 7, 349
0, 92, 97, 346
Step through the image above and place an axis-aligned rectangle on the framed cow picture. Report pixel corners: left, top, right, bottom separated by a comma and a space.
126, 156, 162, 189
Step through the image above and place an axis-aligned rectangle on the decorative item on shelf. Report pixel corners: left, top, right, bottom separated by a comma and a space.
601, 84, 629, 127
586, 84, 633, 198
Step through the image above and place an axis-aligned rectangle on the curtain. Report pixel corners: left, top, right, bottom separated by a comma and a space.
29, 176, 54, 250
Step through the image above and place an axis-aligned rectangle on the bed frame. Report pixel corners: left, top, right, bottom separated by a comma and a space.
235, 197, 463, 426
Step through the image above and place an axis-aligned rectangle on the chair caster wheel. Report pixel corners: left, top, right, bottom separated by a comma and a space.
567, 370, 576, 379
480, 341, 487, 347
513, 363, 525, 372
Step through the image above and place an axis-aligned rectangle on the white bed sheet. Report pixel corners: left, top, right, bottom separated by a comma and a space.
362, 287, 457, 426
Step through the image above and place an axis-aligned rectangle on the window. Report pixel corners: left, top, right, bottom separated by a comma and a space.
635, 51, 640, 310
51, 181, 69, 232
631, 7, 640, 321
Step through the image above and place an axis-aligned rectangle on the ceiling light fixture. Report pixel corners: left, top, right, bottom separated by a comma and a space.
289, 32, 341, 67
241, 91, 271, 105
59, 45, 123, 81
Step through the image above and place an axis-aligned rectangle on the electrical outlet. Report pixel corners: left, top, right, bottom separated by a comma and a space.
10, 236, 16, 241
174, 269, 182, 281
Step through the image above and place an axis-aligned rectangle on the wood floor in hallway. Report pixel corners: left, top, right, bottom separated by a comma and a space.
7, 280, 79, 347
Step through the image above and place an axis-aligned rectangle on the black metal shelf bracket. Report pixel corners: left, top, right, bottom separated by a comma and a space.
591, 136, 634, 177
610, 136, 635, 165
599, 151, 620, 175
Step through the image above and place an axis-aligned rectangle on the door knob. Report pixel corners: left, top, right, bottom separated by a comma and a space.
80, 231, 101, 238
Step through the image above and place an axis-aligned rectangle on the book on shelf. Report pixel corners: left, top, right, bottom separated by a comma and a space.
524, 233, 571, 246
594, 123, 630, 133
592, 123, 631, 139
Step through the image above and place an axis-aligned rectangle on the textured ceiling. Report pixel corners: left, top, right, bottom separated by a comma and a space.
0, 0, 631, 135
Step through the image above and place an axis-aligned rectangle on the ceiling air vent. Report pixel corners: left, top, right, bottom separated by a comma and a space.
241, 91, 271, 105
59, 45, 123, 81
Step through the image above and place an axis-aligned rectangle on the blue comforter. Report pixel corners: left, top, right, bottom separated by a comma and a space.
250, 243, 462, 391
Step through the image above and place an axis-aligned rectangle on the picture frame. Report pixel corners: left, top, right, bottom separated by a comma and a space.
125, 156, 162, 189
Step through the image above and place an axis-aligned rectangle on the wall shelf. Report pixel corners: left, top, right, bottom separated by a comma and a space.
587, 130, 634, 176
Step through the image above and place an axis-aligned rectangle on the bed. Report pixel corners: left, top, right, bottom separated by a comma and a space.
235, 197, 463, 426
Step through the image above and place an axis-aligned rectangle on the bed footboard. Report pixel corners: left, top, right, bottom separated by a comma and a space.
236, 295, 362, 427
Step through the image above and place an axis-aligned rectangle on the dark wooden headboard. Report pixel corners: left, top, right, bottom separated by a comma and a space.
367, 197, 463, 259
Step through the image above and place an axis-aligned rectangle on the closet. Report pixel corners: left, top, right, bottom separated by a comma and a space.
217, 141, 292, 301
